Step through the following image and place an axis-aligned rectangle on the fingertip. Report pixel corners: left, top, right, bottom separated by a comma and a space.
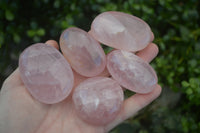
151, 32, 154, 42
105, 84, 162, 131
151, 43, 159, 55
136, 43, 159, 63
45, 40, 59, 50
155, 84, 162, 98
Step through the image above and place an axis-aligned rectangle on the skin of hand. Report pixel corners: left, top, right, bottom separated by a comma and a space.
0, 40, 162, 133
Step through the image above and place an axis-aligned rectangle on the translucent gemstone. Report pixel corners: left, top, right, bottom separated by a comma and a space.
107, 50, 157, 94
60, 27, 106, 77
19, 43, 74, 104
90, 11, 153, 52
72, 77, 124, 125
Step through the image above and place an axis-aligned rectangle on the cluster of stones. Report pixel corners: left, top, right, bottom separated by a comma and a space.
19, 11, 157, 125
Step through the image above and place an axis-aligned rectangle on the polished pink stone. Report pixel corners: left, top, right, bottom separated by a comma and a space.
107, 50, 157, 94
72, 77, 124, 125
90, 11, 154, 52
60, 27, 106, 77
19, 43, 74, 104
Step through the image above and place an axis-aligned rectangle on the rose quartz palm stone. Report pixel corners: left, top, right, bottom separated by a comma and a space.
107, 50, 157, 94
60, 27, 106, 77
72, 77, 124, 125
90, 11, 154, 52
19, 43, 74, 104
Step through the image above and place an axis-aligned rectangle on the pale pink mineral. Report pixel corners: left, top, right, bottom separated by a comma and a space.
72, 77, 124, 125
19, 43, 74, 104
107, 50, 157, 94
60, 27, 106, 77
90, 11, 154, 52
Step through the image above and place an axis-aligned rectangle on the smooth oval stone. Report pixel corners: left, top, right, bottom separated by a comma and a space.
72, 77, 124, 125
19, 43, 74, 104
107, 50, 157, 94
90, 11, 154, 52
60, 27, 106, 77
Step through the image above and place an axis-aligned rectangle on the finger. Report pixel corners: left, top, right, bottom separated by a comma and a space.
150, 32, 154, 42
136, 43, 159, 63
45, 40, 59, 50
105, 84, 162, 131
1, 68, 23, 91
121, 84, 162, 120
88, 30, 93, 36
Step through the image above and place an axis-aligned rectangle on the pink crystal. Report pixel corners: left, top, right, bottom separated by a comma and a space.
60, 27, 106, 77
72, 77, 124, 125
90, 11, 153, 52
19, 43, 74, 104
107, 50, 157, 94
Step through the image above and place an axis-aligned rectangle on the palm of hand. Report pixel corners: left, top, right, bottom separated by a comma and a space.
0, 41, 161, 133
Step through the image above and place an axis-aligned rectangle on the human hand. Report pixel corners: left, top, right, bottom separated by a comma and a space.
0, 40, 161, 133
